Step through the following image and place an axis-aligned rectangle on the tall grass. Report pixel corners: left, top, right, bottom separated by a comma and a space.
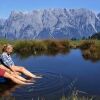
80, 40, 100, 62
14, 40, 70, 53
0, 39, 100, 61
79, 40, 95, 50
60, 90, 95, 100
12, 40, 70, 58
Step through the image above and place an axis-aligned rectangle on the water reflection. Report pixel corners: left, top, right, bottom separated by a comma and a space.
0, 80, 21, 96
81, 48, 100, 62
0, 82, 99, 100
0, 78, 96, 100
15, 48, 100, 62
0, 73, 75, 100
15, 48, 70, 59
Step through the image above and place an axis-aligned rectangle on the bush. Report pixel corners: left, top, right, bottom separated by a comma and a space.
79, 40, 95, 50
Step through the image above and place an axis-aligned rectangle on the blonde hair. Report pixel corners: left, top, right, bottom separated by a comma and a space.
2, 44, 13, 52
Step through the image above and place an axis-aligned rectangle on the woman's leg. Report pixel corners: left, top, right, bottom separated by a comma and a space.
4, 72, 33, 85
11, 72, 32, 82
11, 66, 42, 78
0, 65, 21, 75
0, 65, 11, 73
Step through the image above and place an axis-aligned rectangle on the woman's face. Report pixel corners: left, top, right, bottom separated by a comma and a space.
6, 46, 13, 53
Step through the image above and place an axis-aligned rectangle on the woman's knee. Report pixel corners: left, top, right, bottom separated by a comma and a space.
0, 65, 5, 69
20, 67, 25, 71
4, 72, 13, 79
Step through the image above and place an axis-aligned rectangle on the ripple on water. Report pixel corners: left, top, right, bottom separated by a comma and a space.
14, 72, 73, 96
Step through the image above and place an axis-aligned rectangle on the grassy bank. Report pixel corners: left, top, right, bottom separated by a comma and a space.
1, 39, 99, 49
0, 39, 100, 59
79, 40, 100, 62
0, 39, 100, 50
0, 39, 70, 53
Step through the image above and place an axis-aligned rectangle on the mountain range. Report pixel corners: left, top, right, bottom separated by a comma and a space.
0, 8, 100, 40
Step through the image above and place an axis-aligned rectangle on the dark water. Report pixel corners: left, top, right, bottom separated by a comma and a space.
0, 49, 100, 99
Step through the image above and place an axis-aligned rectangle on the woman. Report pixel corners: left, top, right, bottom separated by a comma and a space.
0, 44, 41, 78
0, 65, 33, 85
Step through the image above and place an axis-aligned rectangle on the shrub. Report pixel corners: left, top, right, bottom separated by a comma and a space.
79, 40, 95, 50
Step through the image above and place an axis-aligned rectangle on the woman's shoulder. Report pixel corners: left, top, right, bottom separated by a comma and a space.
1, 52, 8, 56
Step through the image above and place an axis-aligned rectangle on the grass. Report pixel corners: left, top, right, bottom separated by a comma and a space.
13, 40, 70, 53
13, 39, 70, 58
60, 89, 96, 100
79, 40, 100, 62
61, 94, 95, 100
0, 39, 100, 50
0, 39, 70, 57
0, 38, 100, 60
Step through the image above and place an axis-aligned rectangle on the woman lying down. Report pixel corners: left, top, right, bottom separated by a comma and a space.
0, 44, 42, 85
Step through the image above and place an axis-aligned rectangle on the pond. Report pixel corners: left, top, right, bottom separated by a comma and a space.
0, 49, 100, 100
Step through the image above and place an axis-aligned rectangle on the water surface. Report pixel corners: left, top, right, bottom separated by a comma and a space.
0, 49, 100, 99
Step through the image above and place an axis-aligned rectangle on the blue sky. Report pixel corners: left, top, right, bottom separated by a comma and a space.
0, 0, 100, 18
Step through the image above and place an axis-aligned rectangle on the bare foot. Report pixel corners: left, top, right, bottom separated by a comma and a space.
33, 75, 42, 79
25, 83, 34, 85
16, 72, 21, 75
25, 79, 36, 83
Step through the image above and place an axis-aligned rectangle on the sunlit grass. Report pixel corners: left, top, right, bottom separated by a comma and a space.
0, 39, 100, 61
60, 90, 95, 100
14, 40, 70, 53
